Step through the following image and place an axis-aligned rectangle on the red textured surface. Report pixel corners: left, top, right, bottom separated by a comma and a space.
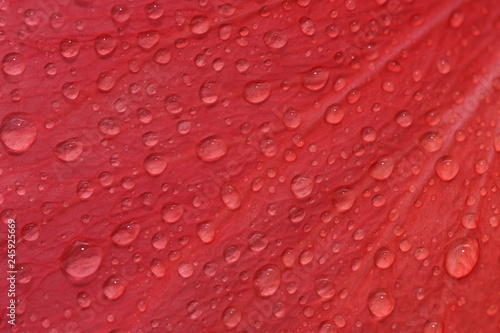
0, 0, 499, 332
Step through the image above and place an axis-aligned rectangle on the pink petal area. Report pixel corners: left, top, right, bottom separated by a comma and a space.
0, 0, 499, 332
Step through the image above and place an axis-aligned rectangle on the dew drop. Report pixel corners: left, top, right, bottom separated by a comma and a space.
461, 213, 479, 230
324, 104, 344, 124
299, 17, 316, 35
197, 222, 215, 243
137, 30, 160, 49
374, 247, 396, 269
423, 321, 444, 333
145, 2, 163, 20
111, 4, 130, 23
253, 265, 281, 297
62, 82, 80, 100
0, 113, 37, 154
419, 132, 443, 153
449, 11, 464, 28
96, 72, 116, 92
143, 153, 167, 176
2, 53, 26, 75
369, 156, 394, 180
61, 240, 102, 278
368, 289, 395, 318
302, 68, 329, 91
102, 275, 126, 300
290, 175, 313, 199
196, 136, 228, 162
76, 180, 94, 199
199, 81, 219, 104
436, 58, 451, 74
332, 187, 355, 212
263, 30, 288, 49
474, 159, 488, 175
220, 185, 241, 210
98, 118, 121, 136
154, 48, 171, 64
189, 15, 209, 35
283, 109, 301, 129
315, 277, 335, 299
94, 34, 116, 56
54, 138, 83, 162
243, 81, 271, 104
223, 246, 241, 263
444, 237, 479, 279
111, 220, 141, 246
434, 156, 460, 181
150, 258, 166, 278
177, 262, 194, 278
161, 203, 183, 223
222, 307, 241, 329
59, 38, 80, 59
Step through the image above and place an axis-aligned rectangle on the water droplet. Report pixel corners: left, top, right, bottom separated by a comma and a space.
199, 81, 219, 104
102, 275, 126, 300
461, 213, 479, 230
111, 4, 130, 23
77, 292, 91, 308
196, 136, 228, 162
221, 185, 241, 210
332, 187, 355, 212
0, 113, 37, 154
435, 156, 460, 181
197, 222, 215, 243
150, 258, 166, 277
361, 127, 377, 142
94, 34, 116, 57
368, 289, 395, 318
243, 81, 271, 104
324, 104, 344, 124
164, 94, 183, 114
419, 132, 443, 152
76, 180, 94, 199
2, 53, 26, 75
59, 38, 80, 59
177, 262, 194, 278
54, 138, 84, 162
154, 48, 171, 64
374, 247, 396, 269
62, 82, 79, 100
61, 240, 102, 278
423, 321, 444, 333
111, 220, 141, 246
248, 232, 269, 252
299, 17, 316, 35
302, 68, 329, 91
369, 156, 394, 180
145, 2, 163, 20
263, 30, 288, 49
449, 11, 464, 28
21, 223, 40, 241
98, 118, 121, 136
137, 30, 160, 49
474, 159, 488, 175
436, 58, 451, 74
315, 277, 335, 299
161, 203, 183, 223
223, 246, 241, 263
260, 138, 278, 157
444, 237, 479, 278
253, 265, 281, 297
290, 175, 313, 199
222, 307, 241, 329
143, 153, 167, 176
189, 15, 209, 35
283, 108, 301, 129
96, 72, 116, 92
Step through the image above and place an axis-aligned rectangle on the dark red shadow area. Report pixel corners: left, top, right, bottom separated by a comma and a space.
0, 0, 499, 332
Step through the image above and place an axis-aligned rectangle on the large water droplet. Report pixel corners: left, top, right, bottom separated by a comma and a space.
419, 132, 443, 153
98, 118, 121, 136
189, 15, 209, 35
332, 187, 355, 212
324, 104, 344, 124
111, 220, 141, 246
143, 153, 167, 176
161, 203, 183, 223
243, 81, 271, 104
54, 138, 83, 162
302, 68, 329, 91
368, 289, 395, 318
94, 34, 116, 56
221, 185, 241, 210
253, 265, 281, 297
444, 237, 479, 279
2, 53, 26, 75
59, 38, 80, 59
223, 246, 241, 263
111, 4, 130, 22
0, 113, 37, 154
199, 81, 219, 104
290, 175, 313, 199
150, 258, 166, 277
299, 17, 316, 35
102, 275, 126, 300
369, 156, 395, 180
145, 2, 163, 20
61, 240, 102, 278
222, 307, 241, 329
434, 156, 460, 181
394, 110, 413, 127
137, 30, 160, 49
315, 277, 335, 299
77, 180, 94, 199
263, 30, 288, 49
374, 247, 396, 269
196, 136, 228, 162
197, 222, 215, 243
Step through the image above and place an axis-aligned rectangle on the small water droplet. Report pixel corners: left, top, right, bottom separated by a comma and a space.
324, 104, 344, 124
332, 187, 355, 212
189, 15, 209, 35
150, 258, 166, 277
94, 34, 116, 56
369, 156, 394, 180
137, 30, 160, 49
283, 108, 301, 129
315, 277, 335, 299
59, 38, 80, 59
368, 289, 395, 318
419, 132, 443, 152
197, 222, 215, 243
299, 17, 316, 35
302, 68, 329, 91
253, 265, 281, 297
221, 185, 241, 210
243, 81, 271, 104
96, 72, 116, 92
2, 53, 26, 75
222, 307, 241, 329
449, 11, 464, 28
423, 321, 444, 333
223, 246, 241, 263
290, 175, 313, 199
374, 247, 396, 269
444, 237, 479, 278
0, 113, 37, 154
111, 4, 130, 23
461, 213, 479, 230
435, 156, 460, 181
102, 275, 126, 300
111, 220, 141, 246
61, 240, 102, 278
98, 118, 121, 136
54, 138, 84, 162
196, 136, 228, 162
143, 153, 167, 176
161, 203, 183, 223
436, 58, 451, 74
177, 262, 194, 278
154, 48, 171, 64
199, 81, 219, 104
145, 2, 163, 20
263, 30, 288, 49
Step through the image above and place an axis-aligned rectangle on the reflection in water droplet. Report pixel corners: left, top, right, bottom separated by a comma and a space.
137, 30, 160, 49
423, 321, 444, 333
435, 156, 460, 181
177, 262, 194, 278
0, 113, 37, 154
102, 275, 126, 300
76, 180, 94, 199
98, 118, 121, 136
196, 136, 228, 162
299, 17, 316, 35
368, 289, 395, 318
444, 237, 479, 279
253, 265, 281, 297
111, 4, 130, 22
61, 240, 102, 278
223, 246, 241, 263
60, 38, 80, 59
199, 81, 219, 104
